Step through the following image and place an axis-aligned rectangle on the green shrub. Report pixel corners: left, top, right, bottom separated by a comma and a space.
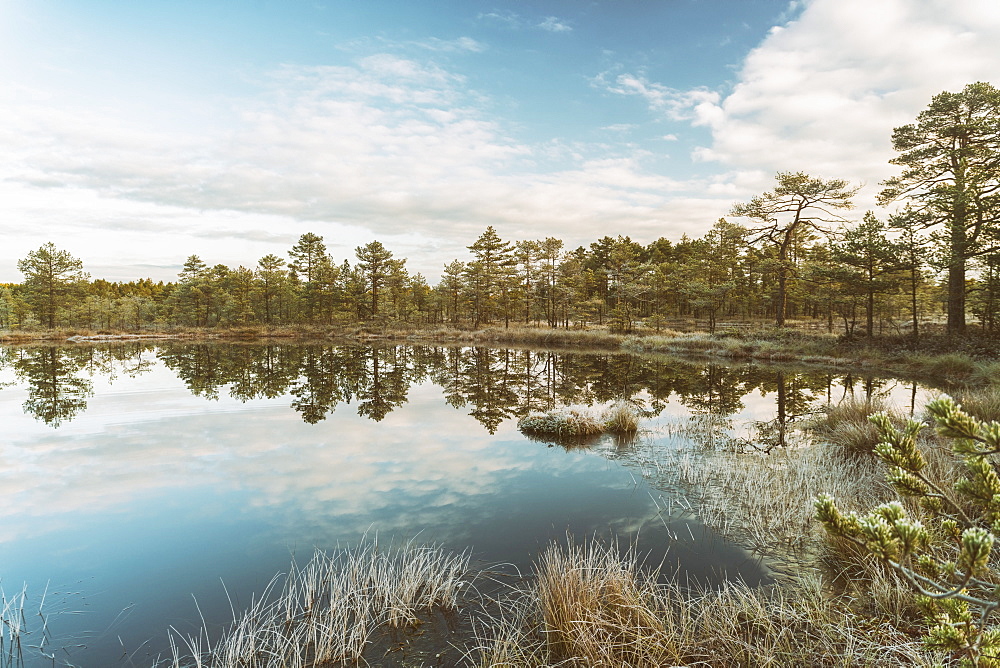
816, 396, 1000, 666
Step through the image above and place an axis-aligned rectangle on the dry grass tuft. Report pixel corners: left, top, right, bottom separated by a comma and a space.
518, 402, 643, 441
467, 540, 934, 667
953, 385, 1000, 423
518, 407, 606, 439
535, 541, 678, 667
601, 401, 641, 434
166, 540, 470, 668
813, 397, 898, 456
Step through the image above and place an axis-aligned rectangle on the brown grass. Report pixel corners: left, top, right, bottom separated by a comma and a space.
467, 540, 933, 667
812, 397, 899, 456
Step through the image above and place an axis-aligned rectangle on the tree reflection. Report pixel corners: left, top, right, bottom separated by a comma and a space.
355, 347, 411, 422
12, 347, 93, 427
2, 343, 924, 439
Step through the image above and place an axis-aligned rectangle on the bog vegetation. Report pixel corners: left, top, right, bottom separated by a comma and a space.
4, 82, 1000, 341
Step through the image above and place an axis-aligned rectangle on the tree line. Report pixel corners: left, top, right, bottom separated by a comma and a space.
3, 82, 999, 337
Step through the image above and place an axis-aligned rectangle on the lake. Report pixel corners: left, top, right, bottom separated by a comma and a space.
0, 342, 933, 667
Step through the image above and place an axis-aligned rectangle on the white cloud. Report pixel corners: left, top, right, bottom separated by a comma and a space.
0, 53, 700, 281
538, 16, 572, 33
601, 123, 636, 133
479, 11, 573, 33
595, 71, 723, 128
622, 0, 1000, 210
415, 36, 487, 53
477, 10, 521, 27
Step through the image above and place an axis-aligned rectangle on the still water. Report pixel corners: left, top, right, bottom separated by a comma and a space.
0, 342, 931, 666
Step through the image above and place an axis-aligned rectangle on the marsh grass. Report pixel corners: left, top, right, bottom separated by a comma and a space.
517, 402, 643, 442
812, 397, 899, 456
165, 540, 470, 668
642, 442, 890, 569
601, 401, 641, 434
1, 585, 26, 668
517, 408, 606, 440
467, 540, 934, 667
902, 351, 978, 382
953, 385, 1000, 422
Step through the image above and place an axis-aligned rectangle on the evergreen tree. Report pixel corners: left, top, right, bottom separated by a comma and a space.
879, 81, 1000, 335
17, 242, 89, 328
438, 260, 466, 324
731, 172, 858, 327
355, 240, 396, 319
255, 254, 288, 325
464, 227, 515, 327
289, 233, 328, 322
830, 212, 901, 337
890, 207, 933, 340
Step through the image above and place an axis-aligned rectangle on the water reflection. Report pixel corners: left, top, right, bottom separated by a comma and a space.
3, 342, 918, 433
0, 342, 932, 667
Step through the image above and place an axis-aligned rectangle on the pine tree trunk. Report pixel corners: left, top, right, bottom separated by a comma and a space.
947, 262, 965, 335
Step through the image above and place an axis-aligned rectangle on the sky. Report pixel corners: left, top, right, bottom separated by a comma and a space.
2, 0, 999, 282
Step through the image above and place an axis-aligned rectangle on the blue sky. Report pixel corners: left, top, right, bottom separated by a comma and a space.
2, 0, 999, 281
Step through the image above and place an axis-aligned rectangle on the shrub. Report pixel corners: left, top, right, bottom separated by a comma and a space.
816, 396, 1000, 666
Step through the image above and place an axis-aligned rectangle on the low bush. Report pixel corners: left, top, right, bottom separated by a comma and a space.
817, 396, 1000, 666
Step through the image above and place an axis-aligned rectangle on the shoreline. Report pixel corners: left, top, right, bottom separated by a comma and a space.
2, 323, 997, 387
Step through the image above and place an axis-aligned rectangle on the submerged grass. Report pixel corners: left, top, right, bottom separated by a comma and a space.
1, 584, 27, 668
645, 441, 891, 567
164, 540, 470, 668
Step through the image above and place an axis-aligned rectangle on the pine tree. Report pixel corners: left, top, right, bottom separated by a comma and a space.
731, 172, 857, 327
17, 242, 89, 328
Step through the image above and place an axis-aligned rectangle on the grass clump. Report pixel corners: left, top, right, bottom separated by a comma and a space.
468, 539, 933, 667
813, 396, 898, 456
601, 401, 641, 434
953, 385, 1000, 423
518, 402, 642, 441
166, 540, 470, 668
517, 407, 606, 439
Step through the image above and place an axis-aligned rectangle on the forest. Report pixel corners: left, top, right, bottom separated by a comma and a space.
3, 82, 999, 340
